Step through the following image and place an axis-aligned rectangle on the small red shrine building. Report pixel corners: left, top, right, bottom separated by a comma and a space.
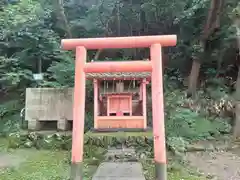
86, 71, 150, 131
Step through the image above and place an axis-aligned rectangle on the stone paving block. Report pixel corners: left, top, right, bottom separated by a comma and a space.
106, 148, 135, 156
92, 162, 146, 180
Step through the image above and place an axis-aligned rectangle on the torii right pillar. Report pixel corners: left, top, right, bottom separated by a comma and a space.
151, 43, 167, 180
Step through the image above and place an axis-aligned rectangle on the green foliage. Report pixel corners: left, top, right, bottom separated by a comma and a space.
7, 131, 153, 152
0, 100, 22, 136
164, 68, 184, 91
0, 145, 98, 180
0, 57, 33, 91
0, 100, 20, 118
167, 137, 189, 154
229, 2, 240, 20
42, 55, 75, 87
77, 0, 117, 32
142, 156, 205, 180
166, 108, 231, 141
0, 0, 238, 93
0, 0, 62, 91
0, 2, 238, 179
0, 0, 238, 152
162, 73, 232, 152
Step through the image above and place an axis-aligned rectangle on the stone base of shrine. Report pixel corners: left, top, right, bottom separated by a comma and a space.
95, 116, 146, 129
91, 127, 152, 133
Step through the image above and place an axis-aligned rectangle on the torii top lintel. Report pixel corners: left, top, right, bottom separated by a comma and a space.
61, 35, 177, 50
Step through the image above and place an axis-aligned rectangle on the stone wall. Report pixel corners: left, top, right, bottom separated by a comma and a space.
25, 88, 73, 121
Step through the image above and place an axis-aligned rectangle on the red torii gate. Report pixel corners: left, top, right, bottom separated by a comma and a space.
61, 35, 177, 180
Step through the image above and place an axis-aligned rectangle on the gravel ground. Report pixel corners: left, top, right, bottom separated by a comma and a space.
186, 150, 240, 180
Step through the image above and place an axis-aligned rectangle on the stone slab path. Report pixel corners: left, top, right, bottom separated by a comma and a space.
92, 148, 146, 180
92, 162, 146, 180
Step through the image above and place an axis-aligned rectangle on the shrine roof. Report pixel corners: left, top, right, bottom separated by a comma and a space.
86, 72, 151, 79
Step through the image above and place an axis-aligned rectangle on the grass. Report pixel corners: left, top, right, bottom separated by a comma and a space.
142, 162, 205, 180
0, 149, 98, 180
0, 150, 69, 180
168, 172, 204, 180
141, 156, 205, 180
0, 138, 204, 180
0, 137, 98, 180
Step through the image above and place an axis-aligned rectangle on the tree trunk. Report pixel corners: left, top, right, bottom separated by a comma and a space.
234, 66, 240, 138
187, 59, 201, 97
234, 102, 240, 139
233, 19, 240, 138
187, 0, 223, 97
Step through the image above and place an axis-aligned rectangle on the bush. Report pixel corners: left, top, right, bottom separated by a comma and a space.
166, 107, 231, 141
0, 100, 22, 136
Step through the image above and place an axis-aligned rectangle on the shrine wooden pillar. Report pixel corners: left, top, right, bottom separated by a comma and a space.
93, 79, 98, 129
142, 78, 147, 129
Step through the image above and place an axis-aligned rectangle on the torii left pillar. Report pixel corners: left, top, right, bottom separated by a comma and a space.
70, 46, 86, 180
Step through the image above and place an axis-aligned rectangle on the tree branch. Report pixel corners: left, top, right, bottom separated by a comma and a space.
201, 0, 224, 41
54, 0, 72, 38
92, 0, 119, 60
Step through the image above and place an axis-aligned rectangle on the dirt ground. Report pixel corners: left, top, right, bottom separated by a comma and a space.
0, 152, 25, 168
185, 140, 240, 180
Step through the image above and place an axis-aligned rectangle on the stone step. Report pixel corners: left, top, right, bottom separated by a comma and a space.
105, 148, 138, 162
92, 162, 146, 180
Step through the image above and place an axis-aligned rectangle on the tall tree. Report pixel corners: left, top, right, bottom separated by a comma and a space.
232, 2, 240, 138
53, 0, 72, 38
187, 0, 224, 97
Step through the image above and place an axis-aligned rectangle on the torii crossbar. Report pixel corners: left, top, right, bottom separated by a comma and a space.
61, 35, 177, 180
